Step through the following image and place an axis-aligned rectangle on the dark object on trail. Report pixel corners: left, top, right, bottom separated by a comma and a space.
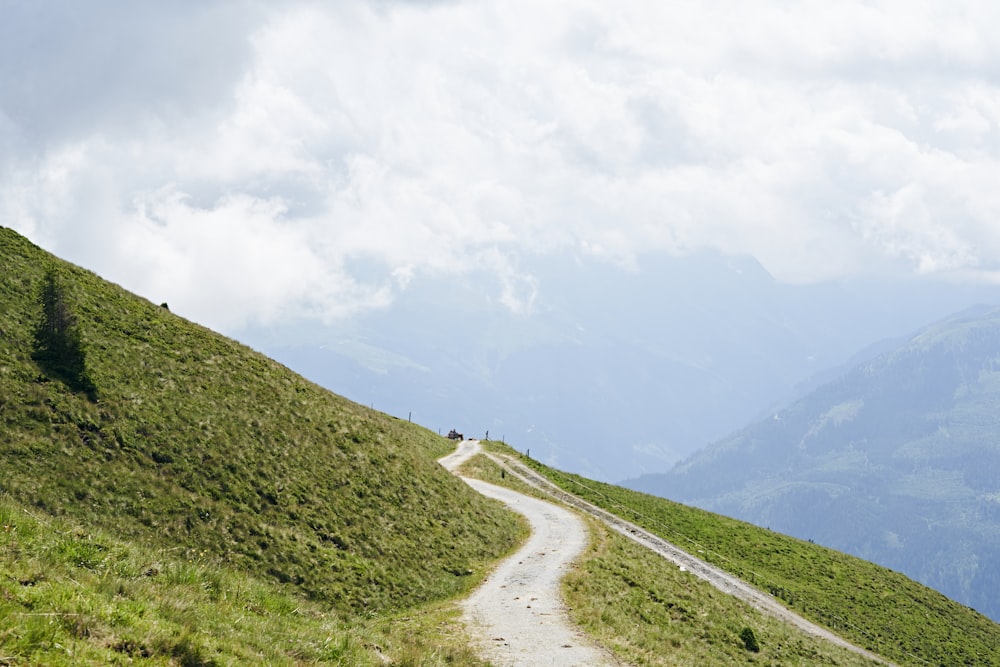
447, 429, 464, 440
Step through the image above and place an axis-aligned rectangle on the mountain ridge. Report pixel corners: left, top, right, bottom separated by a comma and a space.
627, 304, 1000, 621
245, 251, 1000, 483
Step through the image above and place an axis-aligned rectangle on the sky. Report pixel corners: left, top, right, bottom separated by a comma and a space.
4, 1, 1000, 333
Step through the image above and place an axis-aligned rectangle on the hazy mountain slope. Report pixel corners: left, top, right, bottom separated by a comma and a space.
0, 227, 523, 617
245, 252, 1000, 483
627, 306, 1000, 621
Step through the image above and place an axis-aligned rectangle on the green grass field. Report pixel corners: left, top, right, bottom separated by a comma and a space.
0, 496, 503, 665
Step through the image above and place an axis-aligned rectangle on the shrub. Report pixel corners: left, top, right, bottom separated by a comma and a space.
740, 627, 760, 653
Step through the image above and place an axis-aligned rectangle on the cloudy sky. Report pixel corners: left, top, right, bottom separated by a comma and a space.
4, 0, 1000, 332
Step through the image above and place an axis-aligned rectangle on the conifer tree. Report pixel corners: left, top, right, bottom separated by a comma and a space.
32, 269, 97, 399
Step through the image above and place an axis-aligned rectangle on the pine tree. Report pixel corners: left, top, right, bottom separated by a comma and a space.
32, 270, 97, 400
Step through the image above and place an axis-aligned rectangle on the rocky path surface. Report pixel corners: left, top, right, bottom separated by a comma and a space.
488, 450, 894, 667
439, 440, 621, 666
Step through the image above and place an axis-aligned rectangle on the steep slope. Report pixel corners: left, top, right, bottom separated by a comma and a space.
628, 306, 1000, 621
2, 494, 479, 665
0, 227, 523, 618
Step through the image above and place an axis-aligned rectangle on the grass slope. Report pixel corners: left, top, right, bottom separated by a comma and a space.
0, 497, 494, 665
483, 443, 1000, 667
0, 228, 523, 662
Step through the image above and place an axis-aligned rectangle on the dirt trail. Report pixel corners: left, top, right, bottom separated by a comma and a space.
442, 440, 892, 666
487, 450, 895, 667
439, 440, 621, 666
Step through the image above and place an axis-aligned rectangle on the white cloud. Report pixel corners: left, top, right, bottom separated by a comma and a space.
115, 186, 395, 329
4, 1, 1000, 330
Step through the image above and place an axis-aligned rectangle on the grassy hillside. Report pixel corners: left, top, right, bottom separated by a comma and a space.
0, 227, 523, 663
1, 496, 497, 665
9, 224, 996, 665
495, 444, 1000, 666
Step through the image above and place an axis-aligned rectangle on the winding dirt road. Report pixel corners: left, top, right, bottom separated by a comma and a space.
441, 440, 893, 667
439, 440, 620, 666
481, 446, 894, 667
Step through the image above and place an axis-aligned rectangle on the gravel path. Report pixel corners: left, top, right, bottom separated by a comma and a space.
439, 441, 620, 666
442, 440, 892, 666
489, 450, 894, 667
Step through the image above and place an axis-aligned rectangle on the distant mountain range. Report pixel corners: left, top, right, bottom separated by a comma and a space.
627, 305, 1000, 622
243, 251, 1000, 483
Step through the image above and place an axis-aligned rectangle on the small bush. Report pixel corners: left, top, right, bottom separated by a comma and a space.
740, 626, 760, 652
